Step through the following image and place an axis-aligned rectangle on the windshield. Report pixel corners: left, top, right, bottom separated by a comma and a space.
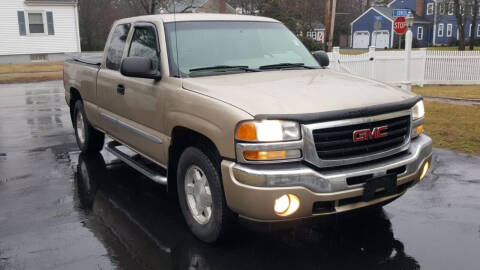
164, 21, 320, 77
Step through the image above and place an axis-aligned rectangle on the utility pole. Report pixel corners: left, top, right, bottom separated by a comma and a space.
329, 0, 337, 51
324, 0, 337, 52
324, 0, 331, 52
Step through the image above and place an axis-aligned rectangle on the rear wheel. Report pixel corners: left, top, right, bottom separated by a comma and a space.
177, 147, 234, 243
73, 100, 105, 154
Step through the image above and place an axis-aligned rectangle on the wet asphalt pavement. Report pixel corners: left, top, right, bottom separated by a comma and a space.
0, 81, 479, 270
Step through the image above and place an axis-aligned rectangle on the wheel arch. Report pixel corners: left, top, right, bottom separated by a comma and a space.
168, 126, 222, 192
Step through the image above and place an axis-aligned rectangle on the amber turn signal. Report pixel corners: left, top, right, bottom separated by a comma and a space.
243, 150, 286, 161
236, 122, 257, 141
416, 125, 424, 136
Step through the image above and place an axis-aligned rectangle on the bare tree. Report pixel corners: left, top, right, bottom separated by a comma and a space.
469, 0, 479, 50
452, 0, 466, 50
228, 0, 263, 14
78, 0, 139, 51
451, 0, 479, 50
123, 0, 197, 15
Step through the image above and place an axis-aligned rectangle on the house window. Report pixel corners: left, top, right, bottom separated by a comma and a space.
447, 24, 453, 37
438, 23, 444, 37
427, 3, 434, 15
28, 12, 44, 34
448, 2, 454, 15
439, 3, 445, 15
417, 26, 424, 40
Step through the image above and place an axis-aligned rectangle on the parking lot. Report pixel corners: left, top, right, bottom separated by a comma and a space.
0, 81, 479, 270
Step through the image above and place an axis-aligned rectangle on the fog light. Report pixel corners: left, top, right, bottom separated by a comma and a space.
420, 161, 429, 180
274, 194, 300, 216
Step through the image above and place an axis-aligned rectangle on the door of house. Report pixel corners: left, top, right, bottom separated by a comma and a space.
372, 30, 390, 49
353, 31, 370, 49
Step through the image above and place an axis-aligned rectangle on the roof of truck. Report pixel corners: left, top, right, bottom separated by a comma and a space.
117, 13, 279, 24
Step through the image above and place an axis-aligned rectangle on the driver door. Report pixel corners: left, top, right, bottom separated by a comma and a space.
101, 22, 168, 167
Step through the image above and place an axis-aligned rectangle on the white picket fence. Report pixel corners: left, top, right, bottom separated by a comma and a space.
327, 47, 480, 86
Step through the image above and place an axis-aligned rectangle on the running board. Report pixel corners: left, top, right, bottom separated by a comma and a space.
105, 141, 167, 185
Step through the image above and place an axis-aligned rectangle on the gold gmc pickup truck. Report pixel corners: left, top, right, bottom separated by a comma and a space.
64, 14, 432, 243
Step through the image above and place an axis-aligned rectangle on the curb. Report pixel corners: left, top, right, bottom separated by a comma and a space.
423, 96, 480, 106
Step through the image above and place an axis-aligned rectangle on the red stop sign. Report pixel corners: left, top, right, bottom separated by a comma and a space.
394, 17, 407, 35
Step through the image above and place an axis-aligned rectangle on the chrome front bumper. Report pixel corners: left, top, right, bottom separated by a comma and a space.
221, 134, 432, 222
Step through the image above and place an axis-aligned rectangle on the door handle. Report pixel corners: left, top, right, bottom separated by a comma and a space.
117, 84, 125, 95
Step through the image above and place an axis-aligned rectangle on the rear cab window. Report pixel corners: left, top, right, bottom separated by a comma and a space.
106, 23, 131, 70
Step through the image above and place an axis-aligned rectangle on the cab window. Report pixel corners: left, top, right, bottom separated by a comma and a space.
106, 23, 131, 71
128, 25, 160, 70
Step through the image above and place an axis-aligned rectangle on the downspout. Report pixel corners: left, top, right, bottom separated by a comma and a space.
390, 19, 394, 48
74, 1, 81, 52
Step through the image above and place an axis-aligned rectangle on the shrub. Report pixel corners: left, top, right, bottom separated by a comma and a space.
298, 36, 325, 52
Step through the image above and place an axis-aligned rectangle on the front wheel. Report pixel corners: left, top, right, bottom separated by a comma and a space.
73, 100, 105, 154
177, 147, 234, 243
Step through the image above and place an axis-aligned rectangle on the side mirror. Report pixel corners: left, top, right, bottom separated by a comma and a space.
120, 56, 161, 80
312, 51, 330, 67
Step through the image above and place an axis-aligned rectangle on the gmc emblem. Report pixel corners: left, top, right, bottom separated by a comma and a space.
353, 126, 388, 142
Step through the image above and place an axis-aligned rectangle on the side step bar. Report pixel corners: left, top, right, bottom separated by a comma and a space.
105, 141, 167, 185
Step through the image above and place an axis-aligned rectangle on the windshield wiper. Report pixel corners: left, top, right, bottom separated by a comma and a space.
189, 65, 260, 73
259, 63, 316, 70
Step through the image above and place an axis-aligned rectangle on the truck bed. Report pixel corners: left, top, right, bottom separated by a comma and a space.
63, 53, 104, 108
66, 52, 103, 67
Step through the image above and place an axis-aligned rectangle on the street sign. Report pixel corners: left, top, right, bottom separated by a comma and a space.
393, 9, 409, 18
394, 17, 407, 35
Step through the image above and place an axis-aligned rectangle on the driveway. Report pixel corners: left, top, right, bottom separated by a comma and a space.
0, 81, 479, 270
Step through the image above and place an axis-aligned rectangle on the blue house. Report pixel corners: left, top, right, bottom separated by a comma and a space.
351, 0, 480, 48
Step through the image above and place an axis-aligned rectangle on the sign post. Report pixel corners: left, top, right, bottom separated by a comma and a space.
393, 9, 409, 50
394, 16, 407, 50
403, 12, 415, 91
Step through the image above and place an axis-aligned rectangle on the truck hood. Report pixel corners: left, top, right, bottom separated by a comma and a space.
181, 69, 418, 120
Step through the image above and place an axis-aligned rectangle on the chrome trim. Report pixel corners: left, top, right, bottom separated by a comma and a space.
236, 140, 303, 164
302, 110, 412, 168
101, 112, 163, 144
232, 134, 432, 193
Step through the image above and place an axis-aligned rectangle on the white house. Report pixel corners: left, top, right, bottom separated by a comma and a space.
306, 22, 326, 43
0, 0, 81, 64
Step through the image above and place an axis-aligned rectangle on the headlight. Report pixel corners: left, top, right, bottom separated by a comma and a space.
412, 100, 425, 120
236, 120, 301, 142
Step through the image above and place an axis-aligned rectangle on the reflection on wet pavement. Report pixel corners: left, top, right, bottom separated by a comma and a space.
74, 152, 421, 270
0, 81, 479, 270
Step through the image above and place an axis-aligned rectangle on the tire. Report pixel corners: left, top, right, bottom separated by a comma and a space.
73, 100, 105, 154
177, 146, 234, 243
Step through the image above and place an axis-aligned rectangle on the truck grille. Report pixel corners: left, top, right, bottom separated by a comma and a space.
312, 115, 410, 160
